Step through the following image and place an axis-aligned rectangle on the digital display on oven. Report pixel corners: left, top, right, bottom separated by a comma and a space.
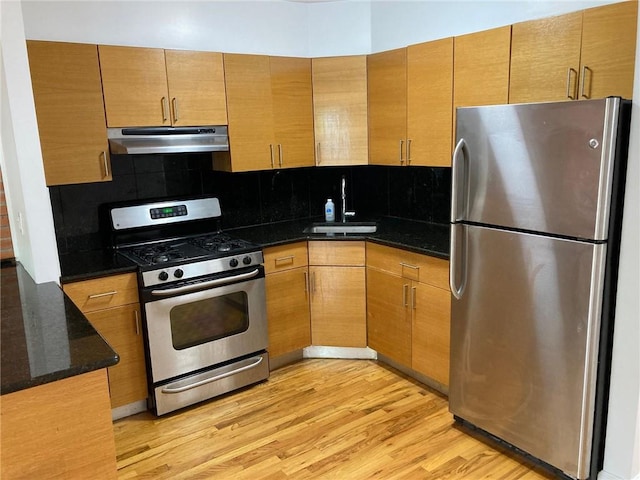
150, 204, 188, 219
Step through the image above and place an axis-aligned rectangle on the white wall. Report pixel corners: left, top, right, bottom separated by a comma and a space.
4, 0, 639, 478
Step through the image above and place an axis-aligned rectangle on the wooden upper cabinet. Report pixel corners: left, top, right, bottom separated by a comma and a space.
99, 46, 226, 127
580, 0, 638, 100
454, 26, 512, 111
510, 11, 583, 104
27, 41, 111, 186
407, 37, 454, 167
510, 1, 637, 104
222, 54, 314, 172
368, 48, 407, 166
164, 50, 227, 126
270, 56, 315, 169
99, 46, 170, 127
312, 55, 368, 166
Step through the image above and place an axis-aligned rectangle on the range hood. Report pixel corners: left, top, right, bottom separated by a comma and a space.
107, 126, 228, 155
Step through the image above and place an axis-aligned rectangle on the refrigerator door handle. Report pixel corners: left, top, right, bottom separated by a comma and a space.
449, 223, 467, 299
451, 138, 468, 223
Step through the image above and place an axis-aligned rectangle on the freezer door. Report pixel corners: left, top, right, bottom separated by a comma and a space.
453, 98, 621, 240
449, 224, 606, 479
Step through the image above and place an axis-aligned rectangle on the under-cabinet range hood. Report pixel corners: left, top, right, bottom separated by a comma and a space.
107, 126, 228, 155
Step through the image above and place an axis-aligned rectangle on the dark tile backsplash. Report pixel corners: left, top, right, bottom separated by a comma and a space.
50, 154, 451, 255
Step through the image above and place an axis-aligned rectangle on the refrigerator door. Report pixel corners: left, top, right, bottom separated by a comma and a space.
449, 224, 606, 479
453, 98, 621, 241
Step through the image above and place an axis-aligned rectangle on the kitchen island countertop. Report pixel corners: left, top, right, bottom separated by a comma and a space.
1, 261, 119, 395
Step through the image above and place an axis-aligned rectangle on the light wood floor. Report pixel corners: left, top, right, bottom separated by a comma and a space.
114, 359, 557, 479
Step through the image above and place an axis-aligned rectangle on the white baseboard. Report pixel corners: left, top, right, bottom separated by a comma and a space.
303, 346, 377, 360
112, 399, 147, 421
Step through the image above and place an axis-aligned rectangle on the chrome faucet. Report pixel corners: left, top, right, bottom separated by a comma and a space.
341, 175, 356, 223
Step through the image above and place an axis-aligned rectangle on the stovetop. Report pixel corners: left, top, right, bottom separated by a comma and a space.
118, 233, 260, 267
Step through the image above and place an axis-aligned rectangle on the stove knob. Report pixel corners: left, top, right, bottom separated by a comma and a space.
158, 271, 169, 281
174, 269, 184, 279
229, 258, 239, 268
243, 256, 252, 265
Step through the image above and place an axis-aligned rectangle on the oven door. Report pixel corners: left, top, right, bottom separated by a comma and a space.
143, 267, 267, 383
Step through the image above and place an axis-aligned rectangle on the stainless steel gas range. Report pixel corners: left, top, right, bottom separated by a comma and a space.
108, 196, 269, 415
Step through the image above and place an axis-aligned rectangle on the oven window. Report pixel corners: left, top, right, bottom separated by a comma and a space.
169, 291, 249, 350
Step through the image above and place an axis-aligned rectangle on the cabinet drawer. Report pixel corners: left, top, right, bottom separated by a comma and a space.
264, 242, 308, 274
308, 241, 365, 266
366, 242, 449, 289
64, 273, 139, 312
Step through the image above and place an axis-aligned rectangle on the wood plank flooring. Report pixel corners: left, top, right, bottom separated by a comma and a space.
114, 359, 557, 479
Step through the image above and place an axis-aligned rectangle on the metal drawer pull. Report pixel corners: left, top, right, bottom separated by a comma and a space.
402, 284, 409, 307
566, 68, 578, 100
88, 290, 117, 299
270, 144, 275, 168
399, 139, 404, 164
274, 255, 294, 265
411, 286, 417, 309
580, 66, 592, 99
151, 269, 260, 296
172, 97, 179, 121
399, 262, 419, 270
304, 271, 309, 293
134, 310, 140, 335
278, 144, 283, 167
161, 355, 264, 394
316, 142, 321, 164
406, 139, 412, 165
161, 97, 169, 121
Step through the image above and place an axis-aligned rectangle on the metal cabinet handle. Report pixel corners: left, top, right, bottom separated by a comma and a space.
161, 97, 169, 121
269, 144, 275, 168
411, 286, 416, 309
311, 272, 316, 295
406, 139, 412, 165
278, 144, 283, 167
399, 262, 419, 271
316, 142, 321, 165
172, 97, 179, 122
88, 290, 117, 299
580, 66, 592, 99
134, 309, 140, 336
402, 284, 409, 307
304, 270, 309, 294
399, 139, 404, 164
100, 151, 109, 179
566, 68, 578, 100
274, 255, 294, 266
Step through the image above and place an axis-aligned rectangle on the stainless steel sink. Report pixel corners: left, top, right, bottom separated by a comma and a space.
305, 222, 377, 234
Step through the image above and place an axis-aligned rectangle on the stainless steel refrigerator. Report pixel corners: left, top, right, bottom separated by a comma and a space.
448, 98, 631, 480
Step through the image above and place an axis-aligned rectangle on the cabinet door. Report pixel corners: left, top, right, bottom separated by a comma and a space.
312, 56, 368, 166
580, 1, 638, 100
509, 12, 583, 104
27, 41, 111, 186
270, 57, 315, 169
86, 304, 147, 408
407, 38, 454, 167
310, 266, 366, 347
266, 267, 311, 358
412, 283, 451, 387
224, 53, 275, 171
99, 45, 170, 127
368, 48, 407, 165
164, 50, 228, 126
366, 268, 411, 366
453, 26, 511, 127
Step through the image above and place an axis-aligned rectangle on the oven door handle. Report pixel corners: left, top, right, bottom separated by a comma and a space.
161, 355, 265, 394
150, 268, 261, 296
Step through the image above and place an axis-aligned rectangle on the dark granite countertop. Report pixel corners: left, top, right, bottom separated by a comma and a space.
58, 216, 449, 283
1, 262, 119, 395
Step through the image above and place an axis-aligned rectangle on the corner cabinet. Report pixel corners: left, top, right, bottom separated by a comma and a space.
63, 273, 148, 409
308, 241, 367, 348
264, 242, 311, 359
27, 41, 111, 186
222, 54, 315, 172
312, 55, 369, 166
510, 1, 638, 104
366, 243, 451, 389
367, 38, 454, 167
98, 46, 227, 127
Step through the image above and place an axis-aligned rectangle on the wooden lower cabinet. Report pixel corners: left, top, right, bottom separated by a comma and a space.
309, 241, 367, 348
85, 304, 147, 408
366, 243, 451, 389
64, 273, 148, 409
265, 266, 311, 358
0, 370, 117, 479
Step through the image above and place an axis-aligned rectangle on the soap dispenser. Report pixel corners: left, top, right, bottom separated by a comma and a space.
324, 198, 335, 222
